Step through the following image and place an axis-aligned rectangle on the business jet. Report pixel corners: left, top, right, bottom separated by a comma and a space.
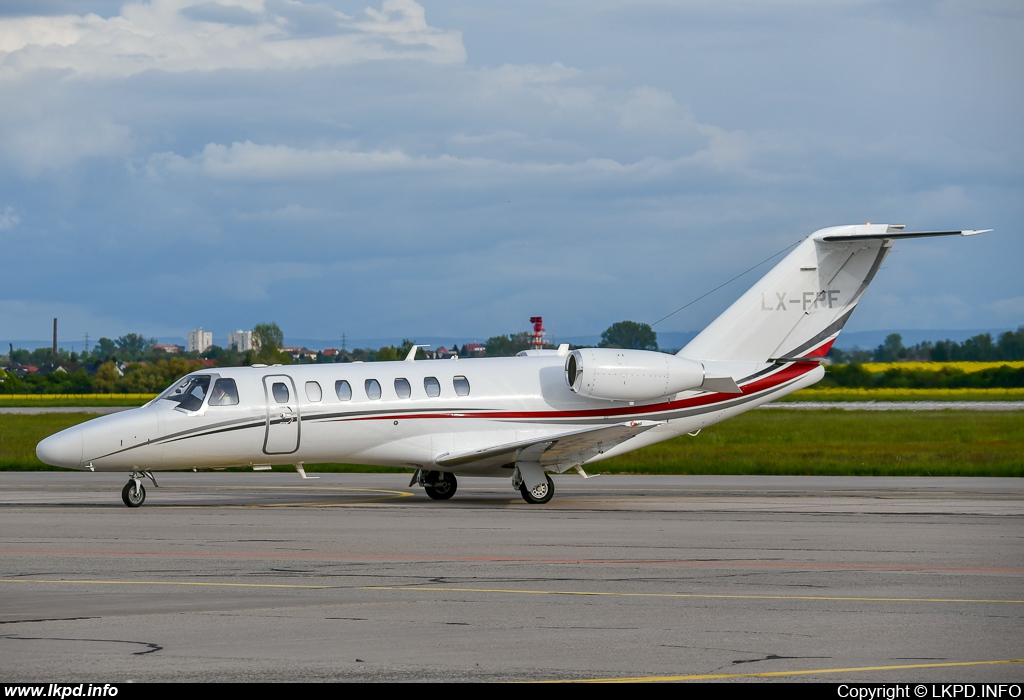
37, 224, 987, 507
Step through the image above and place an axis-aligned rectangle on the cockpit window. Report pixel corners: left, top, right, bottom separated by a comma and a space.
157, 374, 212, 412
209, 378, 239, 406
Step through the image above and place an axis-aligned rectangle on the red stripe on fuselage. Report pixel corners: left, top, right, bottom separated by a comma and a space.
326, 359, 821, 424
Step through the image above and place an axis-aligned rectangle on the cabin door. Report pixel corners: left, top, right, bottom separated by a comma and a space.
263, 374, 300, 455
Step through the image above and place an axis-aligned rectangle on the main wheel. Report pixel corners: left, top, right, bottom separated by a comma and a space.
121, 481, 146, 508
424, 471, 457, 500
519, 475, 554, 504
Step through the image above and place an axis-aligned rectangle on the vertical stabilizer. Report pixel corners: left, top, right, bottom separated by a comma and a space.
678, 224, 987, 363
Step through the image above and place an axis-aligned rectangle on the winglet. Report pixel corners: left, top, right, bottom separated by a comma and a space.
405, 344, 431, 361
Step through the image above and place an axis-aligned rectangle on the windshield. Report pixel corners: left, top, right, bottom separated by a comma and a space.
157, 374, 213, 412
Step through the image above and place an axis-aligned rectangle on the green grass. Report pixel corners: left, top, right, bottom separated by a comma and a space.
0, 414, 97, 470
780, 387, 1024, 402
596, 410, 1024, 477
0, 396, 154, 407
5, 410, 1022, 477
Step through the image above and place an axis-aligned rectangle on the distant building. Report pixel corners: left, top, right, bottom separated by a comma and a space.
188, 328, 213, 353
152, 344, 182, 354
282, 346, 315, 362
228, 330, 254, 353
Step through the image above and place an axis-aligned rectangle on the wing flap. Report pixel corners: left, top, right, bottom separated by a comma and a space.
435, 421, 662, 472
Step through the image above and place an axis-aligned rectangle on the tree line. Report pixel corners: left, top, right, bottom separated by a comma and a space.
828, 328, 1024, 363
4, 321, 1022, 394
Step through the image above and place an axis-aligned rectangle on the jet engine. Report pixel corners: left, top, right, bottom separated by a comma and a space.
565, 348, 708, 402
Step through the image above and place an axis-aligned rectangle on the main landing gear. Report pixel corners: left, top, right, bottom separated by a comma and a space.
411, 468, 555, 504
411, 470, 458, 500
121, 471, 159, 508
519, 474, 554, 504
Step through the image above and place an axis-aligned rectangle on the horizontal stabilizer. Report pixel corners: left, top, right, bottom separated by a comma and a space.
820, 229, 991, 242
436, 421, 662, 472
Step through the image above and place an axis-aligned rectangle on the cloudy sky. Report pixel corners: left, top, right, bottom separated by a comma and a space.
1, 0, 1020, 349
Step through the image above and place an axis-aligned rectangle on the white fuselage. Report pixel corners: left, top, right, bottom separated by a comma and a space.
36, 353, 824, 476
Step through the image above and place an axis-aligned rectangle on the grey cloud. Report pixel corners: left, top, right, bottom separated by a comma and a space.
0, 0, 1018, 341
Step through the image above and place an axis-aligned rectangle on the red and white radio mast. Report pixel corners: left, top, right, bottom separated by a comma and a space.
529, 316, 547, 350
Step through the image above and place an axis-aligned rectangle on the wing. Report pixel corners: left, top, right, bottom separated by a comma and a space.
435, 421, 662, 473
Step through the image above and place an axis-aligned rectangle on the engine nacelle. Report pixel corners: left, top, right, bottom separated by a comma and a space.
565, 348, 707, 402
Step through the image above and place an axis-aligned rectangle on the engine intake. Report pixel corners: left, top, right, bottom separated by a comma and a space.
565, 348, 707, 401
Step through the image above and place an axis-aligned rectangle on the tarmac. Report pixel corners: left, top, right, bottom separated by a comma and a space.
1, 472, 1022, 682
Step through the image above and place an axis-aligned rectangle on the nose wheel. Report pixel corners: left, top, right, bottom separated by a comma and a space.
122, 481, 146, 507
121, 471, 158, 508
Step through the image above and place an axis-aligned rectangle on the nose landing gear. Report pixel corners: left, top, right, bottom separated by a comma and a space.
121, 471, 159, 508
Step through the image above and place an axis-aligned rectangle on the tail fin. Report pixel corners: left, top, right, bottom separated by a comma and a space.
678, 224, 989, 363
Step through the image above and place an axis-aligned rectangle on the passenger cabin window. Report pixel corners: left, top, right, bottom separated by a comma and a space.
335, 380, 352, 401
453, 375, 470, 397
365, 379, 382, 400
305, 381, 322, 402
158, 375, 212, 412
209, 378, 239, 406
394, 378, 411, 399
272, 382, 290, 403
424, 376, 440, 397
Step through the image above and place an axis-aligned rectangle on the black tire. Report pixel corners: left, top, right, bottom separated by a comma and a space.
424, 471, 457, 500
121, 481, 146, 508
519, 475, 554, 504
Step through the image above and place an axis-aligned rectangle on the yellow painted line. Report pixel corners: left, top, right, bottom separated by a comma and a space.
9, 581, 1024, 605
363, 585, 1024, 605
0, 578, 329, 590
551, 658, 1024, 683
0, 484, 416, 508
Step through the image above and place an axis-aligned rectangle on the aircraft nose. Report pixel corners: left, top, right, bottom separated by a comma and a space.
36, 426, 84, 469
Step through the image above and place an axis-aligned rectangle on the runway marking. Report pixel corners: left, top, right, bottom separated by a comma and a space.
0, 578, 329, 589
553, 658, 1024, 682
156, 485, 415, 508
363, 585, 1024, 605
4, 577, 1019, 605
1, 485, 414, 507
2, 549, 1021, 573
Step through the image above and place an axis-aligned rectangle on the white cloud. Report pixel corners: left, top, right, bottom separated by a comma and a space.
0, 205, 18, 230
141, 137, 746, 184
146, 140, 434, 179
0, 0, 465, 77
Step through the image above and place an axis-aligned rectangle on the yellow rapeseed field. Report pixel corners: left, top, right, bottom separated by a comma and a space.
858, 361, 1024, 373
0, 393, 157, 400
